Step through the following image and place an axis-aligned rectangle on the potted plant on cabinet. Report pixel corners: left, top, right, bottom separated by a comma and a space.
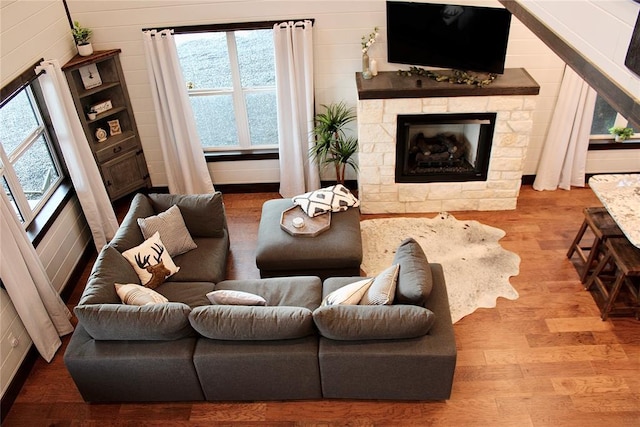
72, 21, 93, 56
309, 102, 358, 185
608, 126, 635, 142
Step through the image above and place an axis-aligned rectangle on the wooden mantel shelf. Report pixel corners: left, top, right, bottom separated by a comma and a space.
356, 68, 540, 99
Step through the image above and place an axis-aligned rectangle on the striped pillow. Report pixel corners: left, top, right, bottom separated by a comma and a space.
138, 204, 197, 257
359, 264, 399, 305
115, 283, 168, 306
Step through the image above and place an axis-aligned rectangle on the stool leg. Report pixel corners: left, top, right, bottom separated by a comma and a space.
585, 251, 611, 291
581, 236, 603, 284
567, 220, 588, 259
601, 272, 626, 321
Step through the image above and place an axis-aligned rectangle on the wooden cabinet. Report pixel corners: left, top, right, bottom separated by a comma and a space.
63, 49, 150, 201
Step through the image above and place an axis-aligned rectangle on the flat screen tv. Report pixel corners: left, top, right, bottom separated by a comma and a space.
386, 1, 512, 74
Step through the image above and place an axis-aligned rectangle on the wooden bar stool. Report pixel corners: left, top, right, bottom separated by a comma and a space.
567, 207, 624, 284
585, 237, 640, 320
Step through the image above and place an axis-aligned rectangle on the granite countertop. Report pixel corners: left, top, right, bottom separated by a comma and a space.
589, 174, 640, 248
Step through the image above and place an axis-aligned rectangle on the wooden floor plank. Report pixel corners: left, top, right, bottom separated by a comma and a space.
3, 185, 640, 427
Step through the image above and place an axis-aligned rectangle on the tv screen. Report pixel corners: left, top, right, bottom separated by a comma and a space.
386, 1, 512, 74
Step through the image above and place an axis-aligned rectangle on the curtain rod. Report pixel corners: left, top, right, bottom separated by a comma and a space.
142, 18, 314, 34
0, 59, 46, 108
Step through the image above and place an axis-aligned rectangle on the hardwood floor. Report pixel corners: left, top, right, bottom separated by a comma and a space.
4, 185, 639, 426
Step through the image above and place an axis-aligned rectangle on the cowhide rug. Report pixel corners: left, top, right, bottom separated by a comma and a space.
360, 212, 520, 323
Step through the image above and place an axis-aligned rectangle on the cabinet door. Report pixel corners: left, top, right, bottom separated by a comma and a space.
100, 150, 149, 200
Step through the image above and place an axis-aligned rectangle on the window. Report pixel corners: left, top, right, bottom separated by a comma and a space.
0, 76, 65, 226
591, 94, 637, 141
175, 26, 278, 151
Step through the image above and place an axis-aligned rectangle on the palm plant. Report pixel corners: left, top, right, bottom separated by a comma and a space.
310, 102, 358, 184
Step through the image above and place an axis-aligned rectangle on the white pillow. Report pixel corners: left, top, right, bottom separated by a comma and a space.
137, 204, 197, 257
122, 232, 180, 288
321, 278, 374, 306
115, 283, 168, 306
207, 290, 267, 306
360, 264, 400, 305
292, 184, 360, 217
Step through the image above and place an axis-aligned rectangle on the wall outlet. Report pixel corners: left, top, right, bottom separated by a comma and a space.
8, 333, 19, 348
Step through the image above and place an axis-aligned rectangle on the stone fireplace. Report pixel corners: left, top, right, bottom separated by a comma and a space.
356, 68, 539, 213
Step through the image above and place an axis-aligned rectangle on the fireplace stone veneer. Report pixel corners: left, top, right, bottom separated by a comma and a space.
356, 68, 539, 213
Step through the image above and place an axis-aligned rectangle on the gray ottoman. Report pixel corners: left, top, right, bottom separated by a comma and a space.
255, 198, 362, 280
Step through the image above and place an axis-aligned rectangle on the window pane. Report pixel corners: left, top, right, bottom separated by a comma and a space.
0, 89, 40, 154
176, 33, 232, 89
189, 95, 238, 147
2, 177, 23, 222
236, 29, 275, 87
246, 91, 278, 146
13, 135, 60, 203
591, 95, 618, 135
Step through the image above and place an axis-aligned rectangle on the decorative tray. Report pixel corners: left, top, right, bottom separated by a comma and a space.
280, 205, 331, 237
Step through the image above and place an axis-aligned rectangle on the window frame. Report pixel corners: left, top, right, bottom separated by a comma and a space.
1, 60, 71, 239
589, 93, 639, 150
172, 21, 280, 153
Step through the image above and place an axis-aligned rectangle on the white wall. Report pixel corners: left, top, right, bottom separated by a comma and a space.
0, 0, 92, 399
62, 0, 574, 185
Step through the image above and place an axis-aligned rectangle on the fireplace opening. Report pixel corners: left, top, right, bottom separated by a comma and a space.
395, 113, 496, 183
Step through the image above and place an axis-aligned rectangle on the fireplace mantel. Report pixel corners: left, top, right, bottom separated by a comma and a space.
356, 68, 540, 100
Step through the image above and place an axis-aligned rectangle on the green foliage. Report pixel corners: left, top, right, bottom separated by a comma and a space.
608, 126, 634, 141
72, 21, 92, 45
310, 102, 358, 184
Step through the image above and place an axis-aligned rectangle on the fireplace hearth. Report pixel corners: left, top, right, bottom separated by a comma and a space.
396, 113, 496, 183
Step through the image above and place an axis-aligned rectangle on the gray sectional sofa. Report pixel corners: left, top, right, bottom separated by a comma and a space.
64, 193, 456, 402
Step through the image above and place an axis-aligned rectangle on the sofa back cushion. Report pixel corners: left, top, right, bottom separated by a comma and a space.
148, 193, 226, 238
189, 305, 314, 340
79, 245, 140, 306
74, 302, 193, 340
313, 304, 436, 341
110, 193, 156, 253
392, 238, 434, 305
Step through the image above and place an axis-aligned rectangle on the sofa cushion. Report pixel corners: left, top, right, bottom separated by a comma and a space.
207, 290, 267, 306
148, 193, 226, 238
292, 184, 360, 217
115, 283, 168, 305
74, 302, 193, 341
393, 237, 433, 305
155, 282, 216, 308
313, 304, 436, 340
79, 245, 140, 306
110, 193, 156, 253
122, 232, 179, 288
189, 305, 314, 340
167, 235, 229, 283
214, 276, 322, 310
321, 278, 373, 306
359, 264, 399, 305
138, 205, 197, 257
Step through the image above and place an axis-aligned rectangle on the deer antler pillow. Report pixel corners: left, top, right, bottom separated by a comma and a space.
122, 231, 180, 289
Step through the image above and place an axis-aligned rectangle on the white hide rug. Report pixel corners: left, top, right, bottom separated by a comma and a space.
360, 213, 520, 323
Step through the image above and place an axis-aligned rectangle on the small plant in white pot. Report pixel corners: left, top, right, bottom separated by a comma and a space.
608, 126, 635, 142
72, 21, 93, 56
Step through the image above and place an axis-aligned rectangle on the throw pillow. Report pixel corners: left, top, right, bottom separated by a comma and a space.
148, 193, 226, 238
312, 304, 436, 340
206, 290, 267, 306
292, 184, 360, 217
321, 278, 374, 306
115, 283, 168, 306
359, 264, 399, 305
189, 305, 314, 340
122, 232, 179, 289
393, 237, 433, 305
137, 205, 197, 257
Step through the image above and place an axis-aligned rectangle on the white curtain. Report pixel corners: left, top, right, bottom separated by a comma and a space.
533, 66, 597, 191
273, 20, 320, 198
35, 60, 119, 251
0, 191, 73, 362
142, 29, 215, 195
